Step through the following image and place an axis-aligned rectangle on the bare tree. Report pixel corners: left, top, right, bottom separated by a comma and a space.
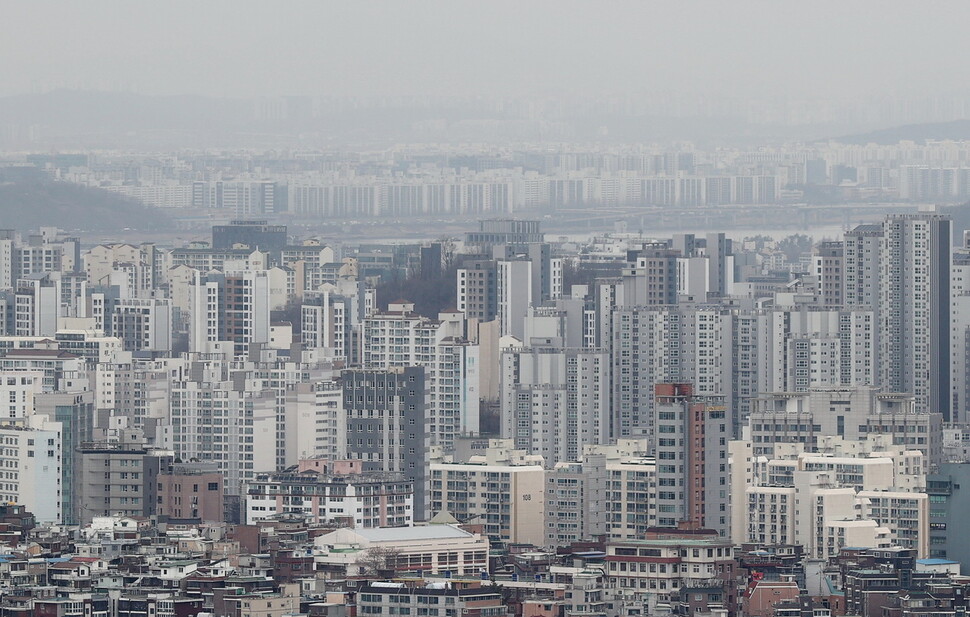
438, 236, 458, 270
357, 545, 403, 576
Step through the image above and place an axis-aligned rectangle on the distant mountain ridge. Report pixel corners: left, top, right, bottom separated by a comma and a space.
0, 169, 173, 233
0, 89, 251, 131
0, 89, 875, 148
833, 119, 970, 145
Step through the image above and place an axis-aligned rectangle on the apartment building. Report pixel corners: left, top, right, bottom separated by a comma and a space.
652, 384, 731, 537
879, 212, 951, 418
167, 376, 276, 497
748, 387, 943, 468
342, 367, 430, 521
360, 302, 479, 449
430, 440, 545, 546
457, 259, 498, 321
500, 343, 609, 465
811, 241, 844, 307
245, 464, 412, 528
545, 438, 654, 545
283, 379, 345, 463
0, 415, 62, 523
76, 435, 171, 525
605, 536, 736, 607
110, 298, 172, 353
737, 436, 929, 558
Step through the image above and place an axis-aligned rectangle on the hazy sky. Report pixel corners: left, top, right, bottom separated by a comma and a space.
5, 1, 970, 101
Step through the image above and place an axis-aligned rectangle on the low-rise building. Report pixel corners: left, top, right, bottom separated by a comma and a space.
245, 461, 412, 528
156, 461, 225, 522
605, 536, 737, 609
212, 584, 300, 617
314, 525, 489, 578
356, 582, 507, 617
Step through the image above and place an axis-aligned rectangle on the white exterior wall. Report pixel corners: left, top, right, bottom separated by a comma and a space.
113, 298, 172, 352
246, 483, 413, 528
0, 416, 62, 523
822, 520, 890, 556
952, 250, 970, 423
858, 490, 929, 557
739, 439, 929, 558
497, 260, 532, 340
314, 526, 490, 577
169, 381, 275, 495
284, 381, 345, 465
500, 346, 609, 465
361, 309, 479, 447
0, 372, 44, 422
189, 277, 222, 353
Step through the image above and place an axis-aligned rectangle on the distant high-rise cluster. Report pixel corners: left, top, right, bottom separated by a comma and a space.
1, 185, 970, 615
37, 141, 970, 219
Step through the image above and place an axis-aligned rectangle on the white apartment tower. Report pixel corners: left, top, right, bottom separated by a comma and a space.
496, 259, 532, 340
167, 377, 276, 496
188, 270, 270, 356
0, 415, 63, 524
500, 343, 609, 465
14, 275, 57, 337
360, 302, 479, 448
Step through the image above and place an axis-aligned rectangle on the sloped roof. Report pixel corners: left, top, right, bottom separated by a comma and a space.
428, 510, 459, 525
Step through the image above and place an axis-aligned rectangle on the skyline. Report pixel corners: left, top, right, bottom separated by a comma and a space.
1, 3, 970, 614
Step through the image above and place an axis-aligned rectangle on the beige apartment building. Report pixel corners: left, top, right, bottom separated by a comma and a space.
431, 439, 545, 545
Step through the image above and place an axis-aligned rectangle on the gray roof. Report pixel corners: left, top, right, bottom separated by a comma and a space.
428, 510, 460, 525
356, 525, 471, 542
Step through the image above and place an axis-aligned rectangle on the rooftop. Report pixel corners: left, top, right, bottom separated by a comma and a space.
356, 525, 473, 543
609, 538, 731, 547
